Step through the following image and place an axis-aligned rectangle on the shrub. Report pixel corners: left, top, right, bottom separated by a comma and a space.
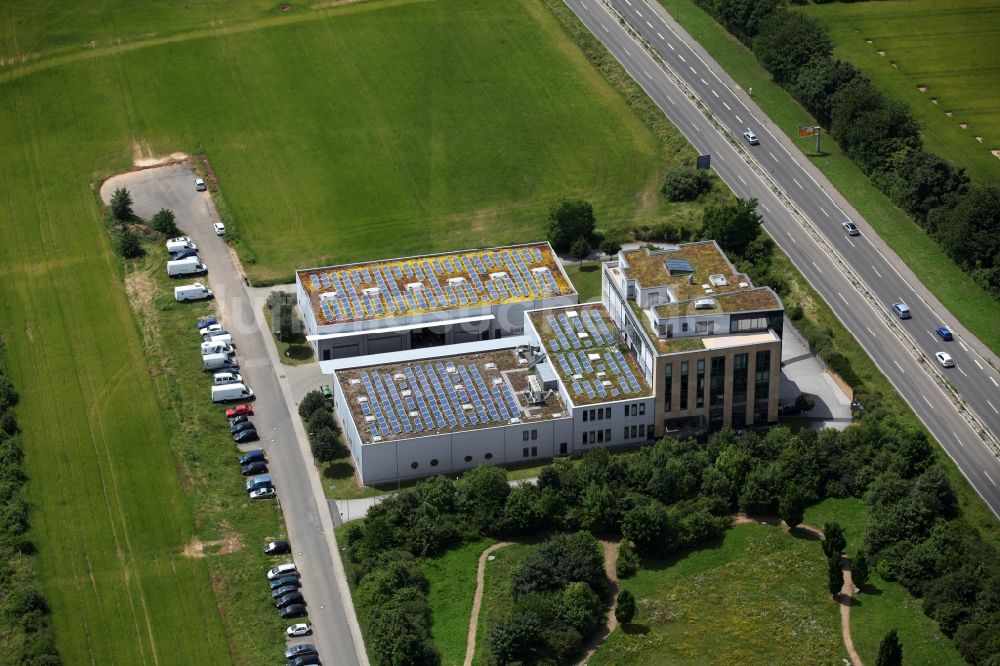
546, 200, 596, 253
0, 375, 17, 410
297, 389, 328, 420
116, 229, 143, 259
615, 589, 636, 625
570, 236, 591, 262
795, 392, 816, 412
150, 208, 179, 236
660, 166, 711, 201
615, 539, 639, 579
310, 426, 342, 463
109, 187, 133, 221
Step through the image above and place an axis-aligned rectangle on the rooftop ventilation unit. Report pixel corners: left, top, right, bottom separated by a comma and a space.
362, 287, 380, 297
405, 282, 424, 293
447, 277, 466, 286
320, 291, 338, 300
566, 310, 580, 319
665, 259, 695, 275
738, 281, 750, 289
531, 267, 550, 275
708, 274, 728, 287
489, 272, 508, 281
694, 298, 717, 310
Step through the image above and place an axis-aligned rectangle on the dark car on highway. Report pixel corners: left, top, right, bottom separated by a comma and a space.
280, 603, 308, 620
240, 461, 268, 476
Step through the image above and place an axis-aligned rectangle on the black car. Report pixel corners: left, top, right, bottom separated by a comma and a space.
264, 540, 291, 556
238, 448, 265, 465
231, 419, 255, 435
231, 414, 251, 427
241, 461, 268, 476
275, 592, 305, 609
284, 644, 318, 660
233, 428, 259, 444
271, 584, 298, 599
287, 656, 321, 666
279, 603, 308, 620
269, 575, 301, 590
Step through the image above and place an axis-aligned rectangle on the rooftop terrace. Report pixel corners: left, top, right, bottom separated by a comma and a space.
299, 243, 575, 326
338, 349, 567, 443
653, 287, 781, 317
620, 242, 750, 302
529, 304, 652, 406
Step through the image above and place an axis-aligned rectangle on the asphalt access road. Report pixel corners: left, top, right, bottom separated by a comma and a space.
101, 164, 363, 666
564, 0, 1000, 515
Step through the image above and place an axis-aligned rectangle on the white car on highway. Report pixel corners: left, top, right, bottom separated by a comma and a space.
935, 351, 955, 368
743, 130, 759, 145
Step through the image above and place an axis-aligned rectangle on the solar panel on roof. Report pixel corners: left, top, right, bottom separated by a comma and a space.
665, 259, 695, 274
310, 275, 320, 289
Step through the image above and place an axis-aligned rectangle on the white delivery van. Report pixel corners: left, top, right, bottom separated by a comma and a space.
203, 353, 238, 372
174, 283, 213, 302
213, 371, 243, 385
200, 324, 225, 338
206, 333, 233, 346
167, 257, 207, 277
201, 341, 234, 356
211, 383, 254, 403
165, 236, 197, 253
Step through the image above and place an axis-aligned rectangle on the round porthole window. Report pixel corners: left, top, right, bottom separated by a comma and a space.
430, 459, 439, 467
410, 461, 418, 470
464, 455, 473, 463
484, 452, 493, 460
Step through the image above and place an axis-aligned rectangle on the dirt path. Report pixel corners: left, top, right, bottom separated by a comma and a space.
732, 514, 863, 666
575, 540, 621, 665
463, 542, 513, 666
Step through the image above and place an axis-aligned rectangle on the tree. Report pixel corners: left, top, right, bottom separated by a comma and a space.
110, 187, 133, 221
458, 464, 511, 533
660, 166, 711, 201
151, 208, 179, 235
546, 200, 596, 253
310, 426, 342, 462
622, 500, 672, 555
876, 629, 903, 666
308, 408, 337, 435
752, 11, 833, 84
929, 184, 1000, 272
0, 375, 17, 410
277, 305, 295, 343
117, 228, 143, 259
298, 389, 328, 420
778, 487, 805, 528
828, 554, 844, 599
701, 198, 762, 255
830, 78, 921, 175
852, 551, 870, 590
823, 522, 847, 558
559, 581, 602, 634
487, 612, 541, 665
599, 229, 626, 257
788, 56, 862, 127
570, 237, 591, 263
615, 589, 637, 625
615, 539, 639, 579
874, 148, 968, 223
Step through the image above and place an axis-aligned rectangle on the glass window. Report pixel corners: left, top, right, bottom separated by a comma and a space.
582, 433, 588, 444
696, 359, 706, 408
605, 429, 611, 442
665, 363, 673, 413
630, 425, 637, 438
531, 430, 538, 440
680, 361, 689, 410
589, 431, 596, 444
430, 459, 438, 467
639, 424, 645, 437
639, 403, 646, 416
523, 431, 529, 441
604, 407, 611, 419
624, 428, 629, 439
523, 447, 529, 458
597, 430, 604, 443
583, 410, 588, 422
631, 404, 638, 416
410, 461, 418, 469
531, 447, 537, 456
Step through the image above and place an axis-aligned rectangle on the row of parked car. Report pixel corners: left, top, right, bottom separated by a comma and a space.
266, 563, 320, 664
196, 316, 257, 404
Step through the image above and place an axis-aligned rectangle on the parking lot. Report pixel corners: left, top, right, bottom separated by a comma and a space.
100, 163, 365, 666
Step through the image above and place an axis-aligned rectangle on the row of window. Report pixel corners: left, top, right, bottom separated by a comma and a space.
624, 424, 648, 440
663, 350, 771, 418
582, 429, 613, 445
521, 429, 538, 441
583, 403, 647, 421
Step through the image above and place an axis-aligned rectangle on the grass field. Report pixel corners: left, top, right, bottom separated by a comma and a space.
799, 0, 1000, 185
0, 0, 669, 661
471, 543, 534, 665
591, 523, 842, 665
663, 0, 1000, 358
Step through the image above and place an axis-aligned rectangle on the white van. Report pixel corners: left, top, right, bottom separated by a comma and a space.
201, 341, 234, 356
167, 257, 207, 277
211, 382, 254, 403
174, 283, 213, 302
213, 371, 243, 385
203, 353, 238, 372
165, 236, 197, 253
205, 333, 233, 346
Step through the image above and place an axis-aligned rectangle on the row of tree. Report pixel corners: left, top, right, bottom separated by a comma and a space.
109, 187, 185, 260
297, 389, 348, 463
693, 0, 1000, 298
0, 341, 62, 664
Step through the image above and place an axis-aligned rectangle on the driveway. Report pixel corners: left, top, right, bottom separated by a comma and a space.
101, 163, 366, 666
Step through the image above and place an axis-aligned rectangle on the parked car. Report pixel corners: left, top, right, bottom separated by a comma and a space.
264, 540, 291, 556
743, 130, 759, 145
267, 563, 297, 581
238, 448, 265, 466
935, 351, 955, 368
891, 302, 911, 319
279, 604, 308, 620
841, 221, 860, 236
231, 419, 256, 434
195, 177, 207, 191
286, 658, 320, 666
271, 584, 299, 599
200, 323, 225, 337
241, 461, 268, 476
935, 326, 954, 341
286, 623, 312, 637
250, 486, 275, 500
246, 475, 271, 492
269, 575, 300, 590
196, 316, 218, 330
275, 592, 305, 609
226, 404, 254, 418
234, 428, 259, 444
213, 222, 226, 236
169, 248, 199, 261
285, 644, 318, 660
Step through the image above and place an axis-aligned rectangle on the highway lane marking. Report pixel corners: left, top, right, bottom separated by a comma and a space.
866, 326, 875, 336
959, 341, 968, 352
601, 23, 609, 32
792, 177, 803, 190
635, 9, 642, 16
657, 32, 664, 39
723, 102, 731, 110
665, 95, 676, 105
819, 206, 829, 217
986, 471, 998, 487
760, 203, 770, 213
839, 292, 850, 306
786, 231, 797, 245
716, 152, 725, 161
989, 399, 999, 415
975, 359, 984, 370
700, 78, 708, 85
668, 42, 675, 50
735, 114, 743, 123
958, 367, 968, 377
871, 266, 883, 279
894, 360, 905, 373
953, 432, 964, 447
737, 174, 747, 185
624, 48, 632, 55
768, 150, 778, 161
625, 0, 631, 4
846, 238, 856, 248
992, 376, 999, 388
691, 122, 702, 132
811, 260, 823, 275
647, 21, 653, 28
689, 66, 696, 74
643, 69, 653, 79
678, 54, 686, 62
922, 394, 933, 409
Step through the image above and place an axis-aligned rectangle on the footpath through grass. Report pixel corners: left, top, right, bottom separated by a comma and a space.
799, 0, 1000, 185
663, 0, 1000, 357
591, 523, 841, 665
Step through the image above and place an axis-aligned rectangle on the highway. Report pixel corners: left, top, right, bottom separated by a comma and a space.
562, 0, 1000, 515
